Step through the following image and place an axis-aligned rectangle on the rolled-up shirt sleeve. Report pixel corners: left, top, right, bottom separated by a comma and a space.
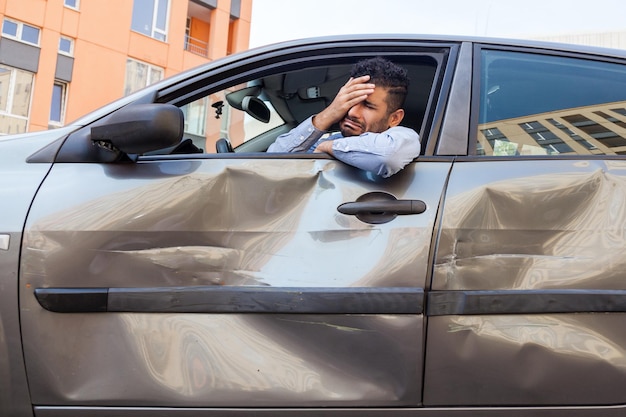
331, 127, 420, 178
267, 116, 325, 152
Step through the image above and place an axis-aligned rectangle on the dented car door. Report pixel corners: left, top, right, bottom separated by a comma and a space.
424, 45, 626, 407
20, 156, 451, 408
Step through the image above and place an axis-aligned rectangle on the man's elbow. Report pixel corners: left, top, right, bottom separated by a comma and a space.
378, 143, 420, 177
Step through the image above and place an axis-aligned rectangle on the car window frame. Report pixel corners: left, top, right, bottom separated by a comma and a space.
49, 40, 457, 164
149, 41, 455, 159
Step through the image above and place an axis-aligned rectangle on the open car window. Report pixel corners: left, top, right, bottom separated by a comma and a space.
51, 47, 449, 164
160, 54, 443, 155
179, 85, 286, 154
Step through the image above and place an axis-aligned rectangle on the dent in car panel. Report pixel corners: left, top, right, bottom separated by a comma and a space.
424, 314, 626, 406
426, 159, 626, 406
20, 159, 449, 406
23, 160, 431, 288
434, 160, 626, 291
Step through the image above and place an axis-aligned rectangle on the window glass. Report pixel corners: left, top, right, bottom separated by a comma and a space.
12, 69, 33, 117
476, 50, 626, 156
131, 0, 152, 37
131, 0, 168, 41
125, 59, 149, 94
181, 96, 208, 137
0, 67, 11, 112
20, 24, 39, 45
64, 0, 79, 9
1, 19, 40, 45
2, 19, 17, 37
156, 0, 168, 31
59, 37, 73, 55
124, 59, 163, 95
149, 65, 163, 85
0, 114, 27, 134
50, 82, 67, 124
0, 64, 33, 134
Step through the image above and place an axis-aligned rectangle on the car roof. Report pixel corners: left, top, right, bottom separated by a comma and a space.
68, 33, 626, 127
258, 33, 626, 58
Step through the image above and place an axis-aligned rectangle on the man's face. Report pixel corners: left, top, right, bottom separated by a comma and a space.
339, 86, 393, 137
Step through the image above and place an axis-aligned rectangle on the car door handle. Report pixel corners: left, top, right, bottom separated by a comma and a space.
337, 199, 426, 215
337, 192, 426, 224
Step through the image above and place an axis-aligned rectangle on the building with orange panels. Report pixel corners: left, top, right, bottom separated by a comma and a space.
0, 0, 252, 134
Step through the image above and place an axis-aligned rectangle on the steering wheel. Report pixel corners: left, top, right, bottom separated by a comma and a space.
215, 138, 234, 153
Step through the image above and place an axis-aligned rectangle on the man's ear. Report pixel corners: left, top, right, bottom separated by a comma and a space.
388, 109, 405, 128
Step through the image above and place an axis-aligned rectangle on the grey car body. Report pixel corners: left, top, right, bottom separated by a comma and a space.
3, 34, 626, 416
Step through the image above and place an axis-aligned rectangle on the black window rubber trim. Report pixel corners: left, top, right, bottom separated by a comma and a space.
34, 286, 424, 314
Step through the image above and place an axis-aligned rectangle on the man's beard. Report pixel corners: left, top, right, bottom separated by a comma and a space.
340, 115, 389, 137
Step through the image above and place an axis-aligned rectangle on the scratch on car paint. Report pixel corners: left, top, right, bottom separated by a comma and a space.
277, 318, 373, 333
111, 246, 245, 270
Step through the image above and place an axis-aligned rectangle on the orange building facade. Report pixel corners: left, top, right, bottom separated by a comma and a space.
0, 0, 252, 134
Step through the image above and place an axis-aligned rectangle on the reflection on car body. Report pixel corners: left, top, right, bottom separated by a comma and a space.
3, 34, 626, 416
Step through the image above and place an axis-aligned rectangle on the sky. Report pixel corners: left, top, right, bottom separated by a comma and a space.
249, 0, 626, 48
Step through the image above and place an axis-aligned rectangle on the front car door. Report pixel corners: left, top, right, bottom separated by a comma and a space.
19, 39, 456, 415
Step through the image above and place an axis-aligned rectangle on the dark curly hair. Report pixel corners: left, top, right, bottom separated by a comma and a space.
350, 57, 409, 114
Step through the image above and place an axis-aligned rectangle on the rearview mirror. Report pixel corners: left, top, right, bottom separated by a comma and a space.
242, 96, 270, 123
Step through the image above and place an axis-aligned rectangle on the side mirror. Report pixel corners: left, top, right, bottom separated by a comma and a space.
91, 104, 184, 155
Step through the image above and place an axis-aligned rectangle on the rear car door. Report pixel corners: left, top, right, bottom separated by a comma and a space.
19, 40, 456, 415
425, 43, 626, 410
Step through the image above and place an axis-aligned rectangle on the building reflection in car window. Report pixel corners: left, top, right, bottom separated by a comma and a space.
477, 50, 626, 156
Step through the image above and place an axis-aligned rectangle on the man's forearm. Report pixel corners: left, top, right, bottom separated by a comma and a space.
324, 127, 420, 178
266, 116, 325, 153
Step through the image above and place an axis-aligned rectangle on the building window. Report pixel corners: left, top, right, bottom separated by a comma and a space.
64, 0, 79, 10
0, 64, 34, 134
124, 58, 164, 96
1, 18, 40, 46
59, 36, 74, 56
131, 0, 169, 42
49, 81, 67, 126
181, 96, 208, 137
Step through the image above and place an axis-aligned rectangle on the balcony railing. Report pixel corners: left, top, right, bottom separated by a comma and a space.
184, 35, 208, 57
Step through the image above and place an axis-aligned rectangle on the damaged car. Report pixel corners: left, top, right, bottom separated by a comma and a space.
4, 34, 626, 416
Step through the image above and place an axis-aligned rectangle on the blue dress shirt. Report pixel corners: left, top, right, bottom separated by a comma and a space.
267, 116, 420, 178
